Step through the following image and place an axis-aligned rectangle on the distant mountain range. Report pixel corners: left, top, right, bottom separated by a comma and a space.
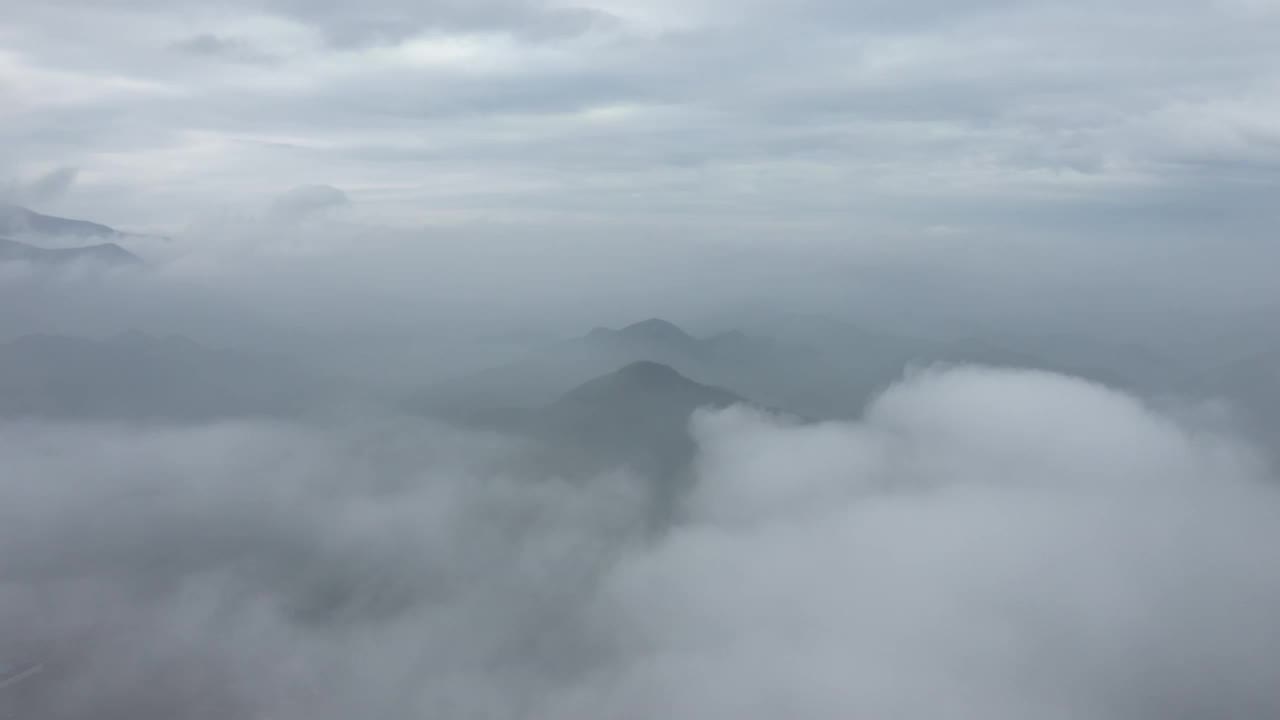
413, 316, 1129, 420
4, 318, 1275, 519
0, 236, 142, 267
0, 203, 126, 240
0, 204, 152, 267
408, 317, 1225, 518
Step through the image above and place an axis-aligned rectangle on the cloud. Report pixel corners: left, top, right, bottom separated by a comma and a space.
170, 33, 278, 64
547, 366, 1280, 712
1, 166, 80, 207
1, 367, 1278, 718
0, 417, 650, 719
268, 183, 351, 221
3, 0, 1278, 248
22, 166, 79, 204
255, 0, 620, 47
2, 1, 1278, 336
564, 366, 1280, 718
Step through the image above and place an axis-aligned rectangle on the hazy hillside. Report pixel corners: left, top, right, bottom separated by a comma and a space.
0, 236, 142, 267
433, 360, 753, 521
543, 360, 747, 475
0, 203, 123, 240
412, 318, 725, 411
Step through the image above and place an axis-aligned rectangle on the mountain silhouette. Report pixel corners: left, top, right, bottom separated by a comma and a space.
0, 204, 123, 240
414, 318, 718, 411
553, 360, 741, 412
587, 318, 697, 347
0, 236, 142, 267
414, 315, 1136, 423
447, 361, 754, 524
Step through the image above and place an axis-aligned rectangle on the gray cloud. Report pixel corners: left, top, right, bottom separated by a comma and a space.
21, 166, 79, 204
170, 33, 278, 64
3, 1, 1277, 344
269, 183, 351, 221
2, 167, 80, 207
4, 0, 1277, 239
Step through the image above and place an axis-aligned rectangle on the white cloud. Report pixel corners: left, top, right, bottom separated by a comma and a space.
566, 366, 1280, 719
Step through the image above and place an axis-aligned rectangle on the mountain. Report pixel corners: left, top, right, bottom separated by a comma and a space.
550, 360, 744, 427
410, 317, 911, 418
0, 204, 124, 240
544, 361, 747, 474
586, 318, 699, 349
414, 316, 1143, 422
450, 361, 753, 523
0, 236, 142, 267
0, 332, 332, 421
414, 318, 721, 412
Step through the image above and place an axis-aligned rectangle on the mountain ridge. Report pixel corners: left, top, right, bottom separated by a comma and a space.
0, 236, 142, 266
0, 203, 123, 239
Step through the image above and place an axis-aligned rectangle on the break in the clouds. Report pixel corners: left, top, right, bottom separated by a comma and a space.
2, 0, 1279, 240
2, 367, 1278, 718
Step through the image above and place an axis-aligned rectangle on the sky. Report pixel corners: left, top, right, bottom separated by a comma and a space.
3, 0, 1279, 232
3, 0, 1280, 349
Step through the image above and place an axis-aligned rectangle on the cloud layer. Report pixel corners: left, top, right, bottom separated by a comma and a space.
2, 366, 1277, 718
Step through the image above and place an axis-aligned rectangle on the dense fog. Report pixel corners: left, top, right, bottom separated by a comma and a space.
3, 368, 1277, 719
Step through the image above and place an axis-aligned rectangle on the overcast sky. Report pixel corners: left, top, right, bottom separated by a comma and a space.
3, 0, 1280, 341
2, 0, 1277, 226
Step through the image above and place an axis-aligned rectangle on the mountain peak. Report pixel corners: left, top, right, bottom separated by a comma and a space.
612, 360, 685, 383
564, 361, 693, 396
616, 318, 692, 342
555, 360, 742, 410
0, 204, 121, 240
